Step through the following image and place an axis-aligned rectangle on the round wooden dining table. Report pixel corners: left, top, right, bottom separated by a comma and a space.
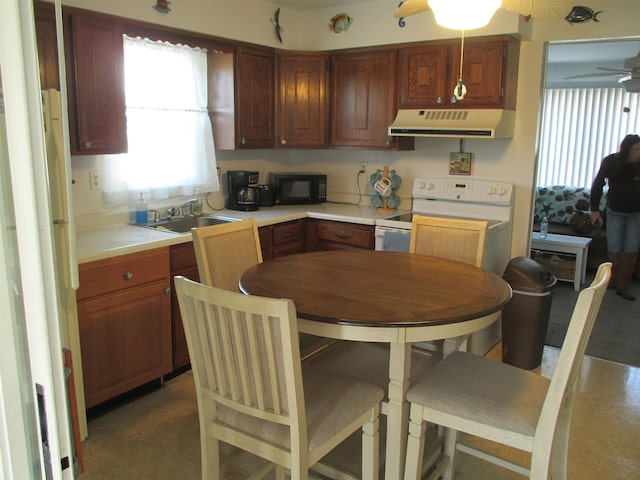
239, 249, 511, 479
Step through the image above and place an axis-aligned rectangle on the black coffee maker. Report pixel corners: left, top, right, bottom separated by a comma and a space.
227, 171, 260, 211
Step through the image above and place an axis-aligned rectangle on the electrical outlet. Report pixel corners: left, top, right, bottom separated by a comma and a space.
89, 171, 101, 191
359, 162, 367, 173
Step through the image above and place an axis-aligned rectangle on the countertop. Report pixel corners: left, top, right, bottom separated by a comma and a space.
76, 203, 409, 264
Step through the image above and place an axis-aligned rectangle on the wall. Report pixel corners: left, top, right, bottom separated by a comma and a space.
64, 0, 640, 263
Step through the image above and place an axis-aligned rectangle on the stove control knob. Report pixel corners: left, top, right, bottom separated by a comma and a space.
488, 187, 497, 195
498, 188, 508, 196
426, 182, 435, 190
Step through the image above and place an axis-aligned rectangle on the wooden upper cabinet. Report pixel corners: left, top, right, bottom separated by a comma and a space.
399, 36, 520, 110
34, 1, 60, 90
448, 37, 519, 109
399, 44, 449, 108
331, 48, 412, 150
235, 46, 275, 149
277, 52, 329, 148
64, 10, 127, 155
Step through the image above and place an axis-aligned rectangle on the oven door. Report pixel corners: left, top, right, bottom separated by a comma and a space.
374, 226, 411, 252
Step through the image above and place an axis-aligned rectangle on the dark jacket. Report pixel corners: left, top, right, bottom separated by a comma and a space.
590, 153, 640, 213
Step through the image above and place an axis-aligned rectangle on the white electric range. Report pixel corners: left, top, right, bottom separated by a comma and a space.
375, 177, 515, 355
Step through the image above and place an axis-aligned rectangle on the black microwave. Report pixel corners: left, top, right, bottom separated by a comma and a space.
269, 173, 327, 205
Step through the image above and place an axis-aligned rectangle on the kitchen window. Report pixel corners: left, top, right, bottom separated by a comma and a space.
103, 35, 219, 204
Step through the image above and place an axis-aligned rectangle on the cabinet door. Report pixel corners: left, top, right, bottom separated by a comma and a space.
330, 49, 398, 149
449, 40, 509, 108
235, 46, 275, 148
399, 44, 449, 108
34, 1, 59, 90
278, 53, 329, 148
258, 225, 273, 261
170, 243, 199, 369
78, 280, 172, 408
65, 11, 127, 155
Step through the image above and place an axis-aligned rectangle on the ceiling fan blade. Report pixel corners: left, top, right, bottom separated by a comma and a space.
564, 72, 626, 80
597, 67, 631, 73
394, 0, 430, 19
501, 0, 573, 19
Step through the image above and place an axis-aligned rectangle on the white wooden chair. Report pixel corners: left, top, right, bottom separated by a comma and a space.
191, 218, 327, 357
174, 276, 384, 480
409, 215, 489, 355
191, 218, 263, 292
403, 262, 611, 480
409, 215, 488, 268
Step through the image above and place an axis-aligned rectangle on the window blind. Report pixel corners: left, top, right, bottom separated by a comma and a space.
537, 87, 640, 188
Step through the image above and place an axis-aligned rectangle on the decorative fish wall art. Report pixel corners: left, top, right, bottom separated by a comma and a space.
329, 13, 353, 33
152, 0, 171, 14
271, 8, 283, 44
564, 6, 602, 24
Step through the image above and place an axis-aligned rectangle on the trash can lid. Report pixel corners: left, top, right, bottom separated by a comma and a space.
503, 256, 557, 293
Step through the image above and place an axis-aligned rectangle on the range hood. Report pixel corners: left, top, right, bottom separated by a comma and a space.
388, 109, 515, 139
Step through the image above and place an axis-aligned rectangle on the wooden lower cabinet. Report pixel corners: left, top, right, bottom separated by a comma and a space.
77, 248, 172, 408
259, 219, 306, 260
170, 242, 199, 369
307, 219, 375, 250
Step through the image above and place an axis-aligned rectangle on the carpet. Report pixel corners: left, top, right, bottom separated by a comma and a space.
544, 271, 640, 367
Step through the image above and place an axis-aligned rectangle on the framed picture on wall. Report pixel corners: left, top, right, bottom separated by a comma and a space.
449, 152, 472, 175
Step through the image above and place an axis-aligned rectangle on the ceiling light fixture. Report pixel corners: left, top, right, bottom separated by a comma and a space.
428, 0, 501, 30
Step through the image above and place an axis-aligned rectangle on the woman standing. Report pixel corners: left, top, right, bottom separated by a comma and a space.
591, 134, 640, 300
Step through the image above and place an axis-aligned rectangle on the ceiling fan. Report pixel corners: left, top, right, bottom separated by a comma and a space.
395, 0, 581, 25
564, 49, 640, 93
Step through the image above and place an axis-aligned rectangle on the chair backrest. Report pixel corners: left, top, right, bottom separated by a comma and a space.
532, 262, 611, 472
174, 276, 308, 455
409, 215, 489, 267
191, 218, 263, 291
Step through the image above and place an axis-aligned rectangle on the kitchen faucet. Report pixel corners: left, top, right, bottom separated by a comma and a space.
148, 209, 161, 223
177, 198, 198, 216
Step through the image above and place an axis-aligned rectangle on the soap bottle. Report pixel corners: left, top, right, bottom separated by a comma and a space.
540, 216, 548, 238
135, 193, 148, 225
193, 188, 203, 216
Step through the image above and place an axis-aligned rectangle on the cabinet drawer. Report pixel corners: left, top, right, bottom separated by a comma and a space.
315, 221, 374, 249
272, 220, 304, 246
77, 247, 170, 300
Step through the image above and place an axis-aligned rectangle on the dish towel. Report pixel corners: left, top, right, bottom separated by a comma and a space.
382, 231, 410, 252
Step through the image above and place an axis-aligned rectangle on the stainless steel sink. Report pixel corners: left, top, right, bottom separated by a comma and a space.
141, 215, 236, 234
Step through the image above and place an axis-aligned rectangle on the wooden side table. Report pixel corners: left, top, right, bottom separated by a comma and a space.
531, 232, 592, 291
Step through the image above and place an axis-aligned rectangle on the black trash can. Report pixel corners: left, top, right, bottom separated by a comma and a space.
501, 256, 557, 370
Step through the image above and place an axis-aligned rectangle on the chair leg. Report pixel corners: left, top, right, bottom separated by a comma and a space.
362, 408, 381, 480
442, 428, 458, 480
404, 404, 427, 480
202, 435, 219, 480
274, 466, 286, 480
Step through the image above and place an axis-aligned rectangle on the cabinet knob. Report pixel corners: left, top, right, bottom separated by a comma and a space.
124, 271, 134, 280
281, 138, 287, 146
83, 140, 92, 148
164, 287, 171, 295
436, 97, 443, 104
241, 137, 247, 145
335, 232, 350, 239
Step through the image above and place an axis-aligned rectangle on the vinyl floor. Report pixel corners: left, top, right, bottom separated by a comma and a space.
79, 343, 640, 479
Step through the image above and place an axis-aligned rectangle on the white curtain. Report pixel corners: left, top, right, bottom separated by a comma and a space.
103, 35, 219, 204
537, 87, 640, 188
